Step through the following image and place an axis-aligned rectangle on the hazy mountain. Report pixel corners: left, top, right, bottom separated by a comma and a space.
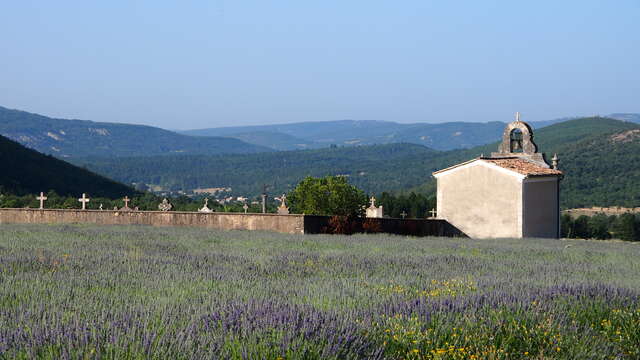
608, 113, 640, 123
0, 134, 136, 197
180, 119, 567, 151
219, 131, 320, 151
79, 117, 640, 208
0, 106, 271, 158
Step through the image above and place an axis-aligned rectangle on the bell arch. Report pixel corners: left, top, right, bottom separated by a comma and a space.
497, 120, 538, 155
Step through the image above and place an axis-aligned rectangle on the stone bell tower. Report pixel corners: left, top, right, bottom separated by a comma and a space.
491, 112, 551, 168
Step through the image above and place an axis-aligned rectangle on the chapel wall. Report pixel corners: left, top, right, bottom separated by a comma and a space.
437, 163, 522, 238
522, 179, 559, 238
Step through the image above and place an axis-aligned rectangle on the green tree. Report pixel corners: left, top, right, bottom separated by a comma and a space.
572, 215, 591, 239
613, 213, 639, 241
289, 176, 367, 217
560, 214, 573, 238
588, 214, 611, 240
62, 197, 78, 209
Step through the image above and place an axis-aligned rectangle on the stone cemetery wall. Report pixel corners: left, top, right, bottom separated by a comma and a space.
0, 209, 305, 234
0, 209, 464, 237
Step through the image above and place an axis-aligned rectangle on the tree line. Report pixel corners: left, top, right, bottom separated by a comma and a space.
561, 213, 640, 241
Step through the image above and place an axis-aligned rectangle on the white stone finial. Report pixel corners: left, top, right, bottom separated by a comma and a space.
515, 111, 521, 122
551, 153, 559, 170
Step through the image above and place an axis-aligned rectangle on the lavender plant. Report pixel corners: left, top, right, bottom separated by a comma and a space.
0, 225, 639, 359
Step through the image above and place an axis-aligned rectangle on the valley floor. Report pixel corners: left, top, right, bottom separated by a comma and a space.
1, 225, 639, 359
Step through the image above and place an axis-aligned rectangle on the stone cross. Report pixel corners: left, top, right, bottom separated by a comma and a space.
400, 211, 407, 219
429, 208, 437, 218
369, 196, 376, 208
78, 193, 90, 210
123, 196, 130, 208
243, 203, 249, 213
36, 192, 47, 209
158, 198, 172, 212
261, 184, 269, 214
198, 198, 212, 213
277, 194, 290, 215
278, 194, 287, 207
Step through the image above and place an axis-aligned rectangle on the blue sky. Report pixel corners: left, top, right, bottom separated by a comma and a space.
1, 1, 638, 129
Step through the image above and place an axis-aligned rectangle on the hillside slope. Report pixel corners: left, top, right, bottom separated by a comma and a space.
0, 106, 271, 158
0, 134, 136, 197
79, 117, 640, 208
550, 128, 640, 208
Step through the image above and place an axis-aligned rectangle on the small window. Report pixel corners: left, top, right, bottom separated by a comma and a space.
510, 129, 523, 153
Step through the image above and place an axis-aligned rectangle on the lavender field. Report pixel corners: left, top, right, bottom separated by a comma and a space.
1, 225, 639, 359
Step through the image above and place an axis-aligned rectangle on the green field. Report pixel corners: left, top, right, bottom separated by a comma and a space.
1, 225, 639, 359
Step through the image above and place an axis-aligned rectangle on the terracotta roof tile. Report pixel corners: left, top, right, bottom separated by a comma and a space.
483, 158, 562, 176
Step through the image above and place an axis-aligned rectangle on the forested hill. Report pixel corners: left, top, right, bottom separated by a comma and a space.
0, 134, 137, 198
76, 143, 442, 197
76, 117, 640, 208
0, 106, 271, 158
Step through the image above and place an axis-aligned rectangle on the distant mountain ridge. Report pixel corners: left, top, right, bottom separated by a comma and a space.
0, 106, 271, 158
0, 134, 136, 197
181, 120, 510, 151
609, 113, 640, 123
181, 114, 639, 151
3, 105, 637, 156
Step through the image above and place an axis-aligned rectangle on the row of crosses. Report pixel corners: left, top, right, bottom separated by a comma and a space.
34, 192, 235, 213
38, 193, 102, 210
36, 192, 93, 211
35, 193, 138, 211
398, 209, 437, 219
34, 191, 438, 219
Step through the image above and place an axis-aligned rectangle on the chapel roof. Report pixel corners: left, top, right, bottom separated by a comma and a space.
432, 157, 562, 177
482, 157, 562, 176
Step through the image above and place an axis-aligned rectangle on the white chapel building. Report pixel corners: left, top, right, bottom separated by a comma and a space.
432, 114, 563, 239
